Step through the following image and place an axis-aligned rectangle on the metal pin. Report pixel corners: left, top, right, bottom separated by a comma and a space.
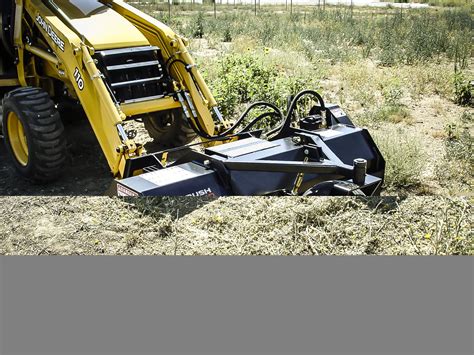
353, 158, 367, 185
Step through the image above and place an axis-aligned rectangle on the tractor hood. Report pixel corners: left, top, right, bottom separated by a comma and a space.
55, 0, 149, 50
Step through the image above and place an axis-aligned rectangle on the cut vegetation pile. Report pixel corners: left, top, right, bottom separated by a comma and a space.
0, 196, 471, 255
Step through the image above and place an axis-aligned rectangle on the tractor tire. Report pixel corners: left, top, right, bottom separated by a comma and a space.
2, 87, 66, 183
143, 108, 197, 149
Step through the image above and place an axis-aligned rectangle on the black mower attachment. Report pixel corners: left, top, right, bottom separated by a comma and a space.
114, 90, 385, 196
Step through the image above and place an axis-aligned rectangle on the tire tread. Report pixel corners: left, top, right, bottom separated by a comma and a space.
3, 87, 66, 183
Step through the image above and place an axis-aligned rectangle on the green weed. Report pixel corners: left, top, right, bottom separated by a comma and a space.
453, 71, 473, 107
190, 11, 205, 38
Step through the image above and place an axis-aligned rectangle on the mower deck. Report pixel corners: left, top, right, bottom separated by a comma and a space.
115, 122, 385, 196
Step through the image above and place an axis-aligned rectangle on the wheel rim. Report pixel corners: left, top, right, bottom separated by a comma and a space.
7, 111, 29, 166
149, 112, 175, 131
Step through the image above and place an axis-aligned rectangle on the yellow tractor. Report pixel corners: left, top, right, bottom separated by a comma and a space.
0, 0, 385, 196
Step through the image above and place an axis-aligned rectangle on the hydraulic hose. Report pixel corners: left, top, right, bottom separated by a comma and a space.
270, 89, 326, 137
240, 112, 282, 133
286, 89, 325, 117
187, 100, 285, 140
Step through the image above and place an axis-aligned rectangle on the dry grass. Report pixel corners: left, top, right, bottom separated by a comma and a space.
0, 196, 471, 255
372, 126, 426, 190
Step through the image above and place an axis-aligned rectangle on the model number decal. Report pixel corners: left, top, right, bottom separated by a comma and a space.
73, 68, 84, 90
36, 15, 65, 52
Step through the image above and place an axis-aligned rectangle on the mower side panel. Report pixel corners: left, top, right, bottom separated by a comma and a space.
116, 164, 228, 197
316, 126, 385, 177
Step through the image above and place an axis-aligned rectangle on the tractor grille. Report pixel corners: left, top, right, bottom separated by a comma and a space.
94, 46, 172, 104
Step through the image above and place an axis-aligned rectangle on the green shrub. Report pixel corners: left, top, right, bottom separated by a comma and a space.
208, 53, 319, 118
190, 12, 205, 38
358, 104, 412, 126
369, 84, 413, 124
382, 86, 403, 107
453, 72, 473, 107
444, 116, 473, 165
446, 129, 473, 164
210, 54, 278, 117
380, 106, 412, 124
223, 27, 232, 43
460, 110, 473, 123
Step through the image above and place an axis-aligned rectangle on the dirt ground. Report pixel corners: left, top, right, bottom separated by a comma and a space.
0, 196, 471, 255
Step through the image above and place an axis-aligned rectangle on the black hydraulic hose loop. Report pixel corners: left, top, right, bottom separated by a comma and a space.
240, 112, 281, 133
165, 53, 179, 68
276, 89, 326, 136
231, 101, 284, 135
259, 89, 326, 137
185, 89, 325, 140
200, 102, 283, 139
286, 89, 325, 123
183, 95, 284, 140
213, 102, 284, 138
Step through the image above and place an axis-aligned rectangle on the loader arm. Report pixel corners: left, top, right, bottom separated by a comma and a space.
13, 0, 220, 178
103, 0, 220, 134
